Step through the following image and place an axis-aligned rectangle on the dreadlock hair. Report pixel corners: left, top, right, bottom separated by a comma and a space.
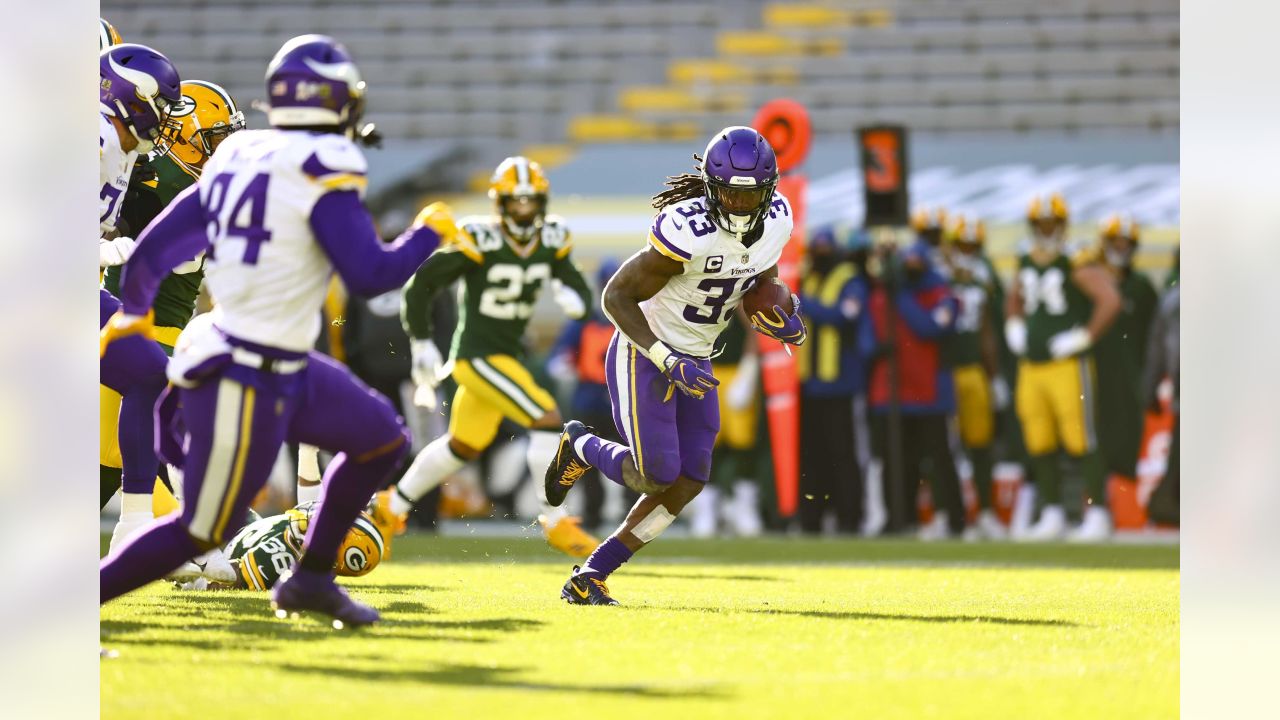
651, 154, 707, 210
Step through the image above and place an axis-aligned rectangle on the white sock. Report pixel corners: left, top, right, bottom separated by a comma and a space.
528, 430, 566, 524
298, 443, 321, 482
393, 436, 466, 515
573, 434, 592, 462
121, 492, 153, 517
296, 481, 321, 505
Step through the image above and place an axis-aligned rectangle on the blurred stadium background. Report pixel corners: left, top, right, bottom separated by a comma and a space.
99, 0, 1179, 534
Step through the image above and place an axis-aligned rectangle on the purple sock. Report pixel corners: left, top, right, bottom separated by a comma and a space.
117, 372, 166, 495
581, 435, 632, 487
579, 536, 633, 580
101, 515, 201, 603
299, 444, 404, 572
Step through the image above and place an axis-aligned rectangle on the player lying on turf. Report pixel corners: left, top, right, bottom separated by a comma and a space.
377, 157, 600, 558
99, 34, 453, 628
175, 502, 386, 591
542, 126, 805, 605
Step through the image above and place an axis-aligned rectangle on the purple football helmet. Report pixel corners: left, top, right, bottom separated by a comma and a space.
100, 43, 182, 154
265, 34, 365, 136
701, 126, 779, 235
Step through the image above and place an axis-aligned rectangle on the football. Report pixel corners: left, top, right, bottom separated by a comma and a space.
741, 276, 795, 321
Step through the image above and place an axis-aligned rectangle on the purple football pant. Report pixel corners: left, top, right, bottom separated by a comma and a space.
604, 332, 719, 485
99, 289, 168, 495
101, 346, 409, 603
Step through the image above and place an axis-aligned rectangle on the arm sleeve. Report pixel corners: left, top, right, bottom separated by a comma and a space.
309, 190, 441, 298
400, 248, 474, 340
118, 184, 210, 316
895, 286, 956, 339
552, 254, 595, 317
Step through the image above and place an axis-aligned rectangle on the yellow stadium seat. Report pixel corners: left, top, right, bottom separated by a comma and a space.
619, 86, 704, 113
520, 143, 576, 170
668, 59, 751, 85
763, 3, 848, 28
568, 115, 656, 143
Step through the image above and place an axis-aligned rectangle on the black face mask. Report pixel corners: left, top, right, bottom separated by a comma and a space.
811, 252, 839, 274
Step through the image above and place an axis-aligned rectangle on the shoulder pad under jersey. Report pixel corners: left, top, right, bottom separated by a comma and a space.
541, 214, 572, 258
648, 196, 717, 263
299, 134, 368, 195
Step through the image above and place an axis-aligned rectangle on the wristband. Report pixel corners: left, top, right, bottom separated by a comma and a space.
647, 340, 673, 370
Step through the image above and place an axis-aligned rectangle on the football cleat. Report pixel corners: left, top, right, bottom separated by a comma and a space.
196, 547, 238, 584
540, 515, 599, 559
1020, 505, 1068, 542
1067, 506, 1113, 543
561, 566, 619, 606
543, 420, 593, 508
270, 568, 380, 628
371, 488, 408, 538
975, 509, 1008, 540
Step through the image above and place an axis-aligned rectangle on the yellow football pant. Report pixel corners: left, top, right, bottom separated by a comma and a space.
1015, 355, 1098, 457
953, 363, 994, 449
101, 385, 181, 516
713, 363, 757, 450
448, 355, 557, 450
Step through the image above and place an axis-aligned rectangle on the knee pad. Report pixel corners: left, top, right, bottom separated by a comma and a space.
631, 505, 676, 543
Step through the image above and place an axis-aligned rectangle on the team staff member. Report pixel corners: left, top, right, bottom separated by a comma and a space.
863, 238, 963, 537
795, 227, 868, 535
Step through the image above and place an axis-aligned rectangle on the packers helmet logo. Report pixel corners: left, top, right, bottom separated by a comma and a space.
170, 94, 198, 118
343, 546, 368, 573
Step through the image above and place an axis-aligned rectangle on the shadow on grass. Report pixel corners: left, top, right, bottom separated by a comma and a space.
279, 662, 728, 699
622, 569, 786, 583
350, 583, 446, 594
743, 608, 1078, 627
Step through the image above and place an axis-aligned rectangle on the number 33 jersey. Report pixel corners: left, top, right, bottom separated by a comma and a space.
642, 193, 794, 357
197, 128, 368, 352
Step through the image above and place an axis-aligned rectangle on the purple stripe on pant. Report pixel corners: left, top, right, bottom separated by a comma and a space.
603, 332, 719, 485
100, 346, 410, 603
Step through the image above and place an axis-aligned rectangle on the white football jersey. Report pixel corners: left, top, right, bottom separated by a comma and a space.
638, 193, 794, 357
197, 128, 368, 352
99, 109, 138, 235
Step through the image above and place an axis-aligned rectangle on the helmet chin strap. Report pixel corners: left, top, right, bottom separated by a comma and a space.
503, 215, 540, 241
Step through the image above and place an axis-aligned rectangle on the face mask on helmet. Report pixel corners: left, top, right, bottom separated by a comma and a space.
704, 178, 775, 235
498, 193, 547, 240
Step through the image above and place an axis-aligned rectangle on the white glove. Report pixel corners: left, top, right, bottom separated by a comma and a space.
552, 279, 587, 319
1004, 317, 1028, 356
99, 236, 137, 267
1048, 326, 1092, 359
547, 351, 577, 385
990, 375, 1011, 411
410, 339, 443, 388
725, 351, 759, 411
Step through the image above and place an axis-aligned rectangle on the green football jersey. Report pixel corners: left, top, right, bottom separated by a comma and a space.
402, 215, 593, 362
225, 507, 304, 591
103, 153, 204, 339
946, 260, 994, 367
1017, 251, 1093, 362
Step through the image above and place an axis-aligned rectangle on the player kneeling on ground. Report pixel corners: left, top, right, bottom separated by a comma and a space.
543, 127, 805, 605
99, 35, 451, 629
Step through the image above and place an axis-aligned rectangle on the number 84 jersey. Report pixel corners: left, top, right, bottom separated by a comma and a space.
642, 193, 794, 358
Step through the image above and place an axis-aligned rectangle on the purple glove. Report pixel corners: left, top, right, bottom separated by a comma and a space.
750, 294, 807, 345
663, 355, 719, 400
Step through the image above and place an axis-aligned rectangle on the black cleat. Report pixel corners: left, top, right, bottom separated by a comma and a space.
544, 421, 592, 508
561, 565, 620, 606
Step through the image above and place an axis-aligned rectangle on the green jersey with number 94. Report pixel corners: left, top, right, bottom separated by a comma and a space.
402, 214, 593, 361
1018, 251, 1093, 362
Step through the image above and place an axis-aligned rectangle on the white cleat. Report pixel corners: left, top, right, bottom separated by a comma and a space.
724, 482, 763, 537
976, 509, 1008, 540
688, 485, 719, 539
1067, 506, 1113, 543
1021, 505, 1067, 542
917, 513, 948, 542
108, 512, 154, 555
167, 561, 203, 583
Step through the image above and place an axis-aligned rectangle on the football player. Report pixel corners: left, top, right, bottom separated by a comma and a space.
944, 216, 1007, 539
98, 42, 182, 551
1090, 215, 1159, 517
542, 127, 805, 604
379, 157, 600, 558
911, 207, 950, 278
1005, 194, 1120, 541
100, 80, 245, 528
179, 503, 386, 591
100, 35, 452, 627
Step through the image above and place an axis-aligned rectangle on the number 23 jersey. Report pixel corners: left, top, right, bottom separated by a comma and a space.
642, 193, 794, 357
198, 128, 368, 352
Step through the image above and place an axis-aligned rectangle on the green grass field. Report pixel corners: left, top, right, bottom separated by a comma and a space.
101, 535, 1178, 719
